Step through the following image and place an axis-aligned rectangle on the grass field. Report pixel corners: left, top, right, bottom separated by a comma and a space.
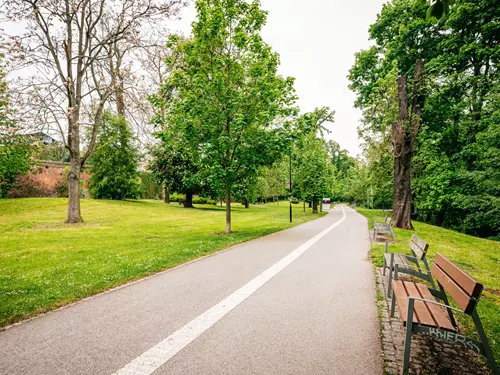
0, 198, 325, 327
357, 208, 500, 362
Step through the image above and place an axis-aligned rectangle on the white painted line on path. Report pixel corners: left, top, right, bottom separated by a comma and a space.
111, 206, 347, 375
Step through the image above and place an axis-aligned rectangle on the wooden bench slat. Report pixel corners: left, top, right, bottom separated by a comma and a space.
403, 282, 435, 327
431, 263, 475, 313
415, 283, 456, 332
409, 242, 425, 260
411, 234, 429, 252
434, 253, 483, 299
392, 280, 418, 325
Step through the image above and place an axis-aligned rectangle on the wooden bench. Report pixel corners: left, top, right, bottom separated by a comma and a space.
390, 253, 498, 375
383, 234, 435, 297
374, 215, 395, 241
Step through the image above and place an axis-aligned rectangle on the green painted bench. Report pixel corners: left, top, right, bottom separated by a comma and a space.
391, 253, 498, 375
383, 234, 435, 297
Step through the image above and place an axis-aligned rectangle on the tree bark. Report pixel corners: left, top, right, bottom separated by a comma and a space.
164, 184, 170, 204
225, 184, 231, 234
66, 155, 82, 223
243, 199, 249, 209
308, 201, 312, 208
392, 59, 425, 230
312, 198, 319, 214
303, 200, 306, 214
183, 192, 194, 208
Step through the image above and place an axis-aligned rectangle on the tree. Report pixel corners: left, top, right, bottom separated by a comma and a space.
294, 135, 332, 214
89, 113, 141, 200
3, 0, 185, 223
392, 60, 425, 229
149, 138, 204, 208
156, 0, 296, 233
349, 0, 499, 238
0, 57, 34, 197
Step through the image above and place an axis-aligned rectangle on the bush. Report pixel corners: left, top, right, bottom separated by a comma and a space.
169, 193, 184, 202
193, 197, 207, 204
207, 199, 217, 205
291, 197, 299, 204
7, 173, 54, 198
55, 167, 70, 198
139, 172, 163, 200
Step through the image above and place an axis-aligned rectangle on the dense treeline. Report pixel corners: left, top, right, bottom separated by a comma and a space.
349, 0, 499, 239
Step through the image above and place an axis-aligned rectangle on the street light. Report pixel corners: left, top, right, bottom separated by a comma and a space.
289, 149, 292, 223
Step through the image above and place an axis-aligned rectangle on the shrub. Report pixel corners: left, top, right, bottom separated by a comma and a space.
140, 172, 163, 200
291, 197, 300, 204
7, 173, 54, 198
55, 167, 70, 198
169, 193, 184, 202
193, 197, 207, 204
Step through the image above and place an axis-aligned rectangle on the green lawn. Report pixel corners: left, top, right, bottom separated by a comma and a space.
0, 198, 325, 327
357, 208, 500, 362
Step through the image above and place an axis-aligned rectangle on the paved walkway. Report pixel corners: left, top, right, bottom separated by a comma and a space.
0, 205, 381, 375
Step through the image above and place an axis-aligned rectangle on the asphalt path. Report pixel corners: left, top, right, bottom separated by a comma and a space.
0, 205, 381, 375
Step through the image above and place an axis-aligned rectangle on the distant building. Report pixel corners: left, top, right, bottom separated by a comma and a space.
26, 132, 60, 145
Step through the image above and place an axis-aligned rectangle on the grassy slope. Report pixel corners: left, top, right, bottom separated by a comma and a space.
0, 198, 325, 326
357, 208, 500, 362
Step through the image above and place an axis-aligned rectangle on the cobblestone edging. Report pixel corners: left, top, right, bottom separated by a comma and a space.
375, 268, 491, 375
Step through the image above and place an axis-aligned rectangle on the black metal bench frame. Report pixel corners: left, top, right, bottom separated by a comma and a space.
391, 253, 498, 375
383, 234, 435, 297
374, 215, 395, 242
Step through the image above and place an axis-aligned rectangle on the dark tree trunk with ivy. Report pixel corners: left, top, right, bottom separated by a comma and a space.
183, 192, 194, 208
392, 59, 425, 230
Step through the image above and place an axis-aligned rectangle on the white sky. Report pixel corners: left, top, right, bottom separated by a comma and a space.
168, 0, 387, 157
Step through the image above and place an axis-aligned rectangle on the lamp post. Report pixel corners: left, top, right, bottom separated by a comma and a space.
289, 149, 292, 223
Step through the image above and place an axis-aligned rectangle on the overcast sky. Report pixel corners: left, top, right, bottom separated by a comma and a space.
169, 0, 387, 157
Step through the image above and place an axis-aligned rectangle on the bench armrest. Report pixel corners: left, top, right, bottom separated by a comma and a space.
408, 297, 463, 314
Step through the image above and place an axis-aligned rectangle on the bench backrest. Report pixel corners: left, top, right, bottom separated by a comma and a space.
409, 234, 429, 260
431, 253, 483, 315
385, 216, 391, 225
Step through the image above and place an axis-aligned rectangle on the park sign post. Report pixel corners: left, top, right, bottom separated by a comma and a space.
322, 198, 331, 211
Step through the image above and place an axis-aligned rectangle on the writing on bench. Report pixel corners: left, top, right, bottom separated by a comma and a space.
421, 327, 482, 354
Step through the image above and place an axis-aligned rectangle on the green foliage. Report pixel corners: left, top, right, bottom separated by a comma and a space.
139, 172, 163, 200
0, 62, 35, 198
55, 167, 70, 198
349, 0, 500, 238
152, 0, 296, 230
36, 143, 70, 162
294, 135, 333, 203
89, 113, 141, 200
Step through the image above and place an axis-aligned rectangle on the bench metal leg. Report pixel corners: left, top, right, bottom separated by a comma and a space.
438, 284, 457, 328
390, 290, 396, 318
382, 242, 388, 276
387, 253, 395, 297
402, 298, 415, 374
472, 310, 499, 375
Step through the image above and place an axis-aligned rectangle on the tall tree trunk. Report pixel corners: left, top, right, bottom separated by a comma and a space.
225, 184, 231, 234
312, 198, 319, 214
303, 200, 306, 214
308, 201, 312, 208
392, 59, 425, 230
183, 192, 194, 208
164, 184, 170, 204
66, 112, 83, 223
243, 199, 249, 209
